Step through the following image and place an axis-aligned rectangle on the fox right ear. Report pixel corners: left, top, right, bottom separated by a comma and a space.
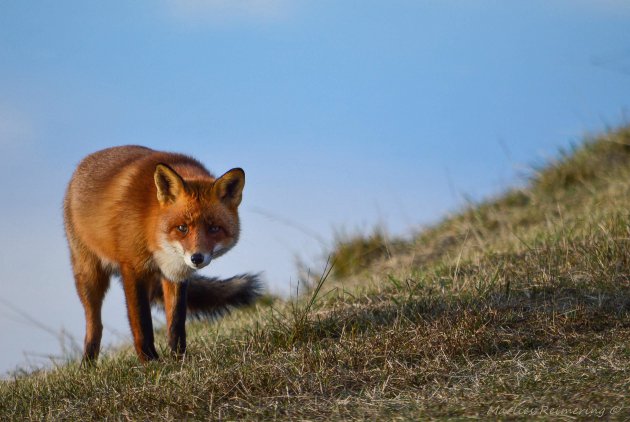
154, 164, 185, 205
213, 168, 245, 208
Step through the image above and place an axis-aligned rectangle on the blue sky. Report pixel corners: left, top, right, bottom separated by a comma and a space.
1, 1, 629, 374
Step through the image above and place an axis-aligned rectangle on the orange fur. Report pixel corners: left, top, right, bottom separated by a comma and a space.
64, 146, 258, 362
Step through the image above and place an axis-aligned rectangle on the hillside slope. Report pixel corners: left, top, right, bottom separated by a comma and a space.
1, 127, 629, 420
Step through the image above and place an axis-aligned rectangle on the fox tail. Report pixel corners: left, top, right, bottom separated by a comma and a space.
152, 273, 263, 318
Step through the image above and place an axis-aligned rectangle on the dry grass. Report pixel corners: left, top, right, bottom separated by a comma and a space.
1, 126, 629, 420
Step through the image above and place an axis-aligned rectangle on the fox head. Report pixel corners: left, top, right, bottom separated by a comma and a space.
152, 163, 245, 282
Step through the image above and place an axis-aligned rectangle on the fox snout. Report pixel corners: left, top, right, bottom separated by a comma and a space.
189, 252, 211, 269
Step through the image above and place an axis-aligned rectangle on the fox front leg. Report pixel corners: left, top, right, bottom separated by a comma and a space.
121, 267, 159, 361
161, 278, 189, 356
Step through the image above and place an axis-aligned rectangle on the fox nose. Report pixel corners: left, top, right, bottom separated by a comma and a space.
190, 253, 205, 266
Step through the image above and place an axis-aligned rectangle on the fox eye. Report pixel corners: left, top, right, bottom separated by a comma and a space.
208, 225, 220, 233
176, 224, 188, 234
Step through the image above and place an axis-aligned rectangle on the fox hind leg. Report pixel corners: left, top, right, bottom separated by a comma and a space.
70, 250, 110, 363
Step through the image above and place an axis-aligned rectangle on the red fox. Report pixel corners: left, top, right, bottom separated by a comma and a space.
63, 146, 261, 362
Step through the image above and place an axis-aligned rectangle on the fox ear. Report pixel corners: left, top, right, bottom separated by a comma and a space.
213, 168, 245, 208
154, 164, 185, 205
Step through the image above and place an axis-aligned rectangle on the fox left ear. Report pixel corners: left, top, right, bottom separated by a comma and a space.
213, 168, 245, 208
154, 163, 185, 205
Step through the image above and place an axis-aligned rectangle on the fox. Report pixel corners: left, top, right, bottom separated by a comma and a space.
63, 145, 261, 362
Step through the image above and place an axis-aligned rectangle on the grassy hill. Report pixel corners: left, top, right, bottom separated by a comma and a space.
2, 127, 629, 420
